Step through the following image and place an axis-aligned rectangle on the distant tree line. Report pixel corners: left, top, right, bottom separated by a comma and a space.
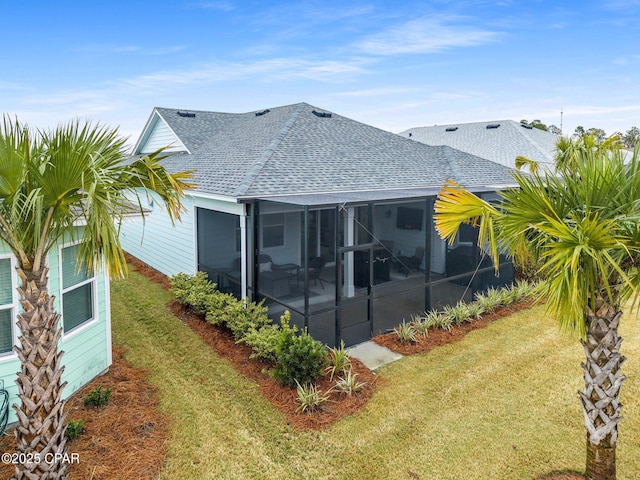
520, 119, 639, 148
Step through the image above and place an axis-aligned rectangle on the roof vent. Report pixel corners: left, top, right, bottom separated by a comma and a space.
520, 123, 533, 129
177, 111, 196, 118
255, 109, 270, 117
486, 123, 500, 129
445, 127, 458, 132
312, 110, 332, 118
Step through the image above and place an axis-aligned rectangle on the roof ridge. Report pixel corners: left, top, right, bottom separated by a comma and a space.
509, 121, 555, 162
441, 146, 466, 183
232, 103, 307, 196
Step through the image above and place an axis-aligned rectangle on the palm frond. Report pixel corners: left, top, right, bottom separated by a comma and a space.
434, 180, 502, 270
515, 155, 540, 174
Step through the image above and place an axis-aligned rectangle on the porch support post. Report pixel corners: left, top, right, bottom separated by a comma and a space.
303, 206, 310, 330
240, 210, 248, 299
343, 207, 355, 298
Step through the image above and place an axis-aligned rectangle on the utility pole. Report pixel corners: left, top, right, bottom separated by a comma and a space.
560, 108, 563, 135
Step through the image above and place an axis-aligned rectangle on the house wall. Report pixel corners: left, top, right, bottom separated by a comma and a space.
0, 238, 111, 426
120, 193, 197, 277
119, 192, 245, 278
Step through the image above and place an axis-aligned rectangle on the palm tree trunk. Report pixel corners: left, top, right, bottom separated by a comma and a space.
12, 264, 69, 480
580, 299, 625, 480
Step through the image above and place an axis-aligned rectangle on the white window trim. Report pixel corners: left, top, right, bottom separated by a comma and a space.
0, 254, 18, 362
60, 242, 98, 338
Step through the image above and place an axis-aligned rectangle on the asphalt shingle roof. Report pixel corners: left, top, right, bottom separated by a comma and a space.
400, 120, 559, 171
145, 103, 518, 201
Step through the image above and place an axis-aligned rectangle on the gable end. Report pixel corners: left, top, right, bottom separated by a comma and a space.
134, 110, 189, 155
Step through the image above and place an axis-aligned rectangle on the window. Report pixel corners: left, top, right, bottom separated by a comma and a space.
262, 213, 285, 249
61, 244, 95, 333
0, 258, 14, 356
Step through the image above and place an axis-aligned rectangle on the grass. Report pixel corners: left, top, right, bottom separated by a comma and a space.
111, 270, 640, 479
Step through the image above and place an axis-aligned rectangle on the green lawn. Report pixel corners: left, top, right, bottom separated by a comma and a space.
110, 270, 640, 480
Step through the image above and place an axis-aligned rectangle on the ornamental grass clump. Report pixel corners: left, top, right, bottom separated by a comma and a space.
466, 301, 485, 320
326, 341, 352, 381
410, 314, 430, 337
334, 370, 367, 397
448, 301, 472, 326
295, 381, 330, 414
394, 319, 418, 343
474, 287, 504, 313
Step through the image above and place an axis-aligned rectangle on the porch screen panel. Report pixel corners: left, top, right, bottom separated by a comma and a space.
197, 208, 242, 298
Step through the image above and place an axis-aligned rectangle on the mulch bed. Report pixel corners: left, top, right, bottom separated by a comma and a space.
125, 253, 379, 430
373, 300, 536, 355
0, 344, 168, 480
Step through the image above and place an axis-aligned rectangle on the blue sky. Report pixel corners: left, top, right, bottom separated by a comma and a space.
3, 1, 639, 144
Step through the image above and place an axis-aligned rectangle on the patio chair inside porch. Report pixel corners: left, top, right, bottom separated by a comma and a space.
258, 254, 298, 297
395, 246, 425, 277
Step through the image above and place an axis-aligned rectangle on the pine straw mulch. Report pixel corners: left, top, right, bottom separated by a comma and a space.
0, 344, 168, 480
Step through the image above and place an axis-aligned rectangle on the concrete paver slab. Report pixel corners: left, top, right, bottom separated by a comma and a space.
347, 341, 403, 370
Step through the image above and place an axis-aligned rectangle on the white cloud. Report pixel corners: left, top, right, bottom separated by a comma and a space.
331, 87, 419, 97
186, 1, 234, 12
356, 15, 501, 55
613, 54, 640, 66
77, 44, 186, 55
112, 57, 372, 93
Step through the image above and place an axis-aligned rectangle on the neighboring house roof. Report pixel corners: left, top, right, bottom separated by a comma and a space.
400, 120, 560, 172
133, 103, 518, 203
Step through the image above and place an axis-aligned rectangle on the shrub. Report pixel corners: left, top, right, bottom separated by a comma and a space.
394, 319, 417, 343
514, 255, 544, 283
272, 317, 328, 387
66, 419, 85, 441
169, 272, 217, 315
334, 370, 366, 396
83, 387, 112, 408
225, 298, 270, 342
326, 341, 352, 381
295, 381, 330, 414
203, 291, 236, 326
241, 324, 281, 363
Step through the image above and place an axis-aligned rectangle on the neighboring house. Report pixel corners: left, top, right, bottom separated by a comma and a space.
0, 236, 112, 426
121, 103, 518, 347
401, 120, 560, 172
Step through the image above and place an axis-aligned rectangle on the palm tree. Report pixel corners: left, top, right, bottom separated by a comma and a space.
515, 133, 625, 174
434, 142, 640, 480
0, 117, 192, 479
